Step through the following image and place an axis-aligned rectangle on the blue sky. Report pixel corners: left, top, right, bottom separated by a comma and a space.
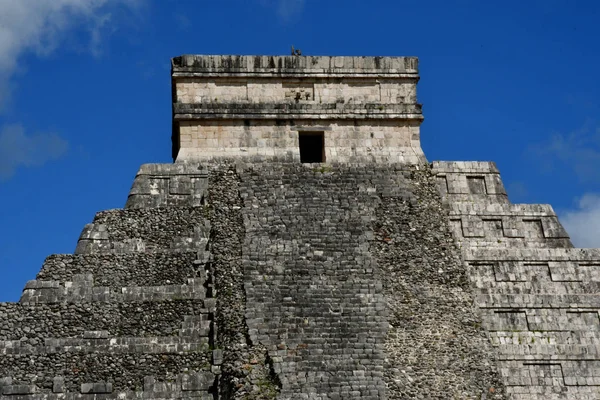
0, 0, 599, 301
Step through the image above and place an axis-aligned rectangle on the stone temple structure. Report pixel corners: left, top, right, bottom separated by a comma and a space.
0, 54, 598, 399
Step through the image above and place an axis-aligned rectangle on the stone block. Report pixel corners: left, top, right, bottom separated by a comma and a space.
81, 382, 113, 394
83, 330, 109, 339
181, 372, 215, 391
502, 217, 525, 238
2, 384, 37, 395
541, 216, 570, 238
212, 349, 223, 365
460, 216, 485, 237
53, 376, 65, 393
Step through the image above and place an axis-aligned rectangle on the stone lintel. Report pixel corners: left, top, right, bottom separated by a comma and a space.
289, 126, 333, 132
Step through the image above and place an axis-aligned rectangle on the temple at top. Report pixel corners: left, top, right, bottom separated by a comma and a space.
171, 55, 425, 163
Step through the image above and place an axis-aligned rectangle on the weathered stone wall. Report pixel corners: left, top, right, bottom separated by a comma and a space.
208, 165, 281, 399
0, 161, 507, 399
177, 119, 423, 164
239, 163, 389, 399
13, 157, 600, 399
175, 78, 417, 105
235, 162, 504, 399
0, 167, 217, 399
371, 165, 505, 399
37, 253, 199, 286
434, 161, 600, 399
171, 55, 424, 164
74, 207, 209, 254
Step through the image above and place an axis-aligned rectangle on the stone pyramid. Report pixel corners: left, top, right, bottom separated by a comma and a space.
0, 55, 597, 400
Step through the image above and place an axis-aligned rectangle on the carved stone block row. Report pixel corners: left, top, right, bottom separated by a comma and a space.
432, 161, 509, 204
437, 160, 600, 399
126, 164, 209, 209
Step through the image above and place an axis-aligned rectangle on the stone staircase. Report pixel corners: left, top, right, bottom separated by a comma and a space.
236, 162, 504, 400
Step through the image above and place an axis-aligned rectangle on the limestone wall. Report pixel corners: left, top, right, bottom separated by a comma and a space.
434, 161, 600, 399
171, 55, 424, 164
175, 78, 417, 105
176, 119, 424, 164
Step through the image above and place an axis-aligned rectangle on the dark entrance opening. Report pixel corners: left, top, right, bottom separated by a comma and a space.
299, 131, 325, 163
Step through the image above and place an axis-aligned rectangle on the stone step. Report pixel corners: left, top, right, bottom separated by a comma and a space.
74, 207, 209, 254
489, 330, 600, 346
125, 164, 209, 209
0, 301, 210, 341
506, 386, 598, 400
499, 360, 600, 387
450, 217, 572, 248
0, 335, 210, 355
0, 361, 215, 396
481, 308, 600, 332
37, 252, 209, 287
18, 279, 209, 305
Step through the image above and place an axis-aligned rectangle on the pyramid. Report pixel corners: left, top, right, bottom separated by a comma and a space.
0, 55, 596, 400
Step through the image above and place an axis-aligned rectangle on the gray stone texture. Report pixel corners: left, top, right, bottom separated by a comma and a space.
0, 163, 215, 398
37, 253, 200, 287
433, 161, 600, 399
0, 161, 507, 399
235, 162, 503, 399
1, 54, 598, 399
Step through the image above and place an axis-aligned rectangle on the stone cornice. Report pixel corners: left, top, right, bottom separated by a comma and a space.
173, 102, 423, 120
172, 55, 419, 78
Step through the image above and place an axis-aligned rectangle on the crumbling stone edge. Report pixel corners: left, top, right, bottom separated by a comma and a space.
208, 164, 281, 399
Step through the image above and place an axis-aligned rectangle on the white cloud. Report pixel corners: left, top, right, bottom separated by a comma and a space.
560, 194, 600, 248
534, 120, 600, 183
0, 124, 68, 180
258, 0, 306, 21
0, 0, 141, 108
277, 0, 305, 20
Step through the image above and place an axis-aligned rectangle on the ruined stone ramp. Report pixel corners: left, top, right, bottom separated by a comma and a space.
370, 165, 505, 399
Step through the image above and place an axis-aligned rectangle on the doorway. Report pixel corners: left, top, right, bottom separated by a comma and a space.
299, 131, 325, 163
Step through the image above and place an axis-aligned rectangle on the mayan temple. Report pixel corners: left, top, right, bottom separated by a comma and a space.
0, 54, 598, 400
